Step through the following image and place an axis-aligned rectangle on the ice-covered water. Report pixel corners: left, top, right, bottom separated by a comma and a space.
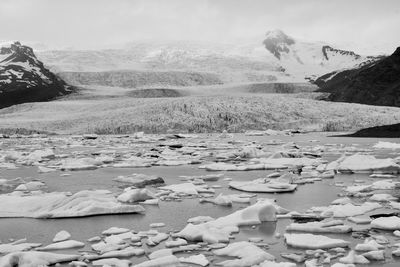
0, 132, 399, 266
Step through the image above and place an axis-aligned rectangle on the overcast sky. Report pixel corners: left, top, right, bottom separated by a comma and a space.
1, 0, 399, 54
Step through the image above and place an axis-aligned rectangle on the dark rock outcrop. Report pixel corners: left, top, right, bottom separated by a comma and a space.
0, 42, 73, 108
263, 29, 295, 59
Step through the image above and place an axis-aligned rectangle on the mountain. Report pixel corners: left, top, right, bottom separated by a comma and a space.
314, 47, 400, 107
262, 29, 378, 80
0, 42, 73, 108
31, 30, 378, 85
36, 41, 285, 84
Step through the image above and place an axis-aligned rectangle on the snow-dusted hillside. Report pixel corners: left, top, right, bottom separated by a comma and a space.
263, 29, 380, 80
0, 42, 72, 108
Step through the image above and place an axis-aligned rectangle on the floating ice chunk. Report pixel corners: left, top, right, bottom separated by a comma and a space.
0, 251, 78, 267
21, 149, 55, 164
339, 250, 369, 264
91, 241, 125, 254
0, 190, 145, 218
160, 183, 199, 195
95, 155, 115, 164
199, 194, 232, 206
200, 162, 240, 171
134, 255, 180, 267
187, 216, 215, 224
253, 157, 322, 169
104, 235, 125, 245
179, 254, 209, 266
344, 185, 372, 194
371, 216, 400, 230
149, 249, 173, 259
38, 166, 57, 173
311, 202, 381, 218
15, 181, 46, 192
347, 216, 371, 224
0, 242, 42, 254
284, 233, 349, 249
150, 223, 165, 228
371, 180, 397, 190
286, 220, 352, 233
373, 141, 400, 149
257, 261, 296, 267
213, 241, 274, 266
140, 199, 159, 205
92, 258, 131, 267
102, 227, 130, 235
60, 158, 99, 171
331, 264, 356, 267
53, 230, 71, 242
165, 238, 187, 248
369, 193, 396, 202
229, 179, 297, 193
69, 261, 88, 266
355, 238, 384, 251
146, 232, 169, 246
331, 197, 352, 205
88, 236, 101, 242
86, 247, 145, 260
181, 174, 223, 182
156, 159, 193, 166
280, 253, 305, 263
177, 199, 276, 243
328, 154, 400, 174
117, 188, 155, 203
37, 240, 85, 250
370, 173, 396, 178
392, 248, 400, 257
394, 230, 400, 237
362, 250, 385, 261
114, 174, 164, 187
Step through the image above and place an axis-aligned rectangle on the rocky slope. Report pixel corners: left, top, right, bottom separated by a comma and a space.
315, 47, 400, 107
0, 42, 72, 108
262, 29, 379, 81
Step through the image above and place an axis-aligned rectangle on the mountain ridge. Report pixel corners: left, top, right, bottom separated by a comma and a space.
0, 42, 73, 109
315, 46, 400, 107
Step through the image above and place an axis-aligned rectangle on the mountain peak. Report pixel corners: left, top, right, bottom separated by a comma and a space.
263, 29, 295, 59
265, 29, 292, 39
392, 46, 400, 57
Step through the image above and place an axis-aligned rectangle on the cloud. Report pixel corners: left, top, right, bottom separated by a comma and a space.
0, 0, 399, 54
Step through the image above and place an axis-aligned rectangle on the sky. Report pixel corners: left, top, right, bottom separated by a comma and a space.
0, 0, 399, 54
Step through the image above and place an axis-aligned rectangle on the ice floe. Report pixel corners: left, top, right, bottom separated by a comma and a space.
0, 190, 145, 218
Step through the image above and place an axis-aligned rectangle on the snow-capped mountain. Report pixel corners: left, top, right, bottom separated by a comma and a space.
0, 42, 72, 108
262, 29, 380, 80
315, 46, 400, 107
31, 30, 380, 84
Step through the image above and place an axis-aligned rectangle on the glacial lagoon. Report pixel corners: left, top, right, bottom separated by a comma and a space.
0, 132, 399, 266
